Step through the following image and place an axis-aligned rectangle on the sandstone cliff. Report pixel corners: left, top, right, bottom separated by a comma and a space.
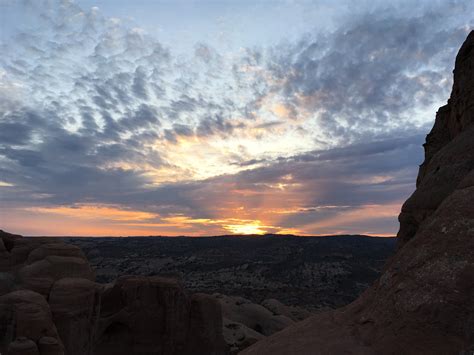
241, 30, 474, 355
0, 230, 228, 355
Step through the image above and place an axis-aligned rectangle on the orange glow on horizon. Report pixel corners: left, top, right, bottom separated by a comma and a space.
26, 204, 156, 221
4, 204, 305, 236
1, 193, 401, 237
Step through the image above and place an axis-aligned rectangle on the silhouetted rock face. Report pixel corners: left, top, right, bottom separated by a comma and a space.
0, 231, 228, 355
187, 293, 229, 355
242, 31, 474, 355
49, 278, 101, 355
398, 31, 474, 246
94, 276, 227, 355
0, 290, 62, 347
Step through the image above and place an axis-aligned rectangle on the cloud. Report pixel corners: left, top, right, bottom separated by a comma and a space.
0, 0, 472, 236
262, 0, 473, 144
0, 121, 32, 146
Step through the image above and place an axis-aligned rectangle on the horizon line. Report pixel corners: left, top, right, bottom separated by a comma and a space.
20, 232, 397, 239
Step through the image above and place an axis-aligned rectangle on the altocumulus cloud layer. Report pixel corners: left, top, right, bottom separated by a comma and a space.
0, 0, 472, 236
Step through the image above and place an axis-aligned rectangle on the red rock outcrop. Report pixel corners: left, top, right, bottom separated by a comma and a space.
398, 30, 474, 246
186, 293, 228, 355
0, 290, 64, 353
18, 255, 95, 297
94, 276, 227, 355
213, 294, 308, 354
217, 294, 294, 337
0, 230, 229, 355
7, 337, 41, 355
241, 31, 474, 355
49, 278, 101, 355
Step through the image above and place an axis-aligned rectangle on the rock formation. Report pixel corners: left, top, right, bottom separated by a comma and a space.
217, 294, 294, 337
213, 294, 310, 354
241, 30, 474, 355
398, 30, 474, 247
0, 230, 228, 355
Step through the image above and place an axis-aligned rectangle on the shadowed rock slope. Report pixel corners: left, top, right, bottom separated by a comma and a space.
0, 230, 228, 355
242, 31, 474, 355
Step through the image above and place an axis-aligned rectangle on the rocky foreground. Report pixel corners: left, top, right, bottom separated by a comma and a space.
64, 234, 394, 353
0, 230, 228, 354
242, 30, 474, 355
0, 232, 394, 354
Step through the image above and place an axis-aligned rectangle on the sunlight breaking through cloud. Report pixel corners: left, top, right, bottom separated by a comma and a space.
0, 0, 473, 236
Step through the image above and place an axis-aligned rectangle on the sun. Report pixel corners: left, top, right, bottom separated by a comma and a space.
224, 221, 267, 235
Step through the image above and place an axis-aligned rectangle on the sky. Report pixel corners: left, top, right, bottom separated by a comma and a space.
0, 0, 472, 237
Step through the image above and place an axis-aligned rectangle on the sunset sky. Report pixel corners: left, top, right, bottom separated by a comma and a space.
0, 0, 472, 236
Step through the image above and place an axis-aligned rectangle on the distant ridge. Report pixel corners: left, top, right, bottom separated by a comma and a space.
36, 233, 395, 239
